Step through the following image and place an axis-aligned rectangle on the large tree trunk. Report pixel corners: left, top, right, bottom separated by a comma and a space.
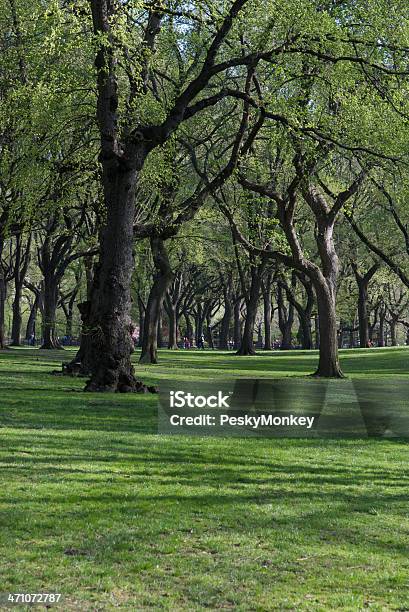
314, 314, 320, 349
85, 163, 147, 391
313, 280, 343, 377
310, 217, 343, 377
299, 310, 313, 350
140, 237, 173, 364
40, 274, 61, 349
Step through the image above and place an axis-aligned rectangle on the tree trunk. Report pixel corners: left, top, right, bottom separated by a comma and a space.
378, 311, 385, 347
10, 233, 31, 346
195, 305, 205, 347
257, 322, 263, 348
354, 264, 378, 348
10, 282, 23, 346
233, 299, 242, 351
85, 163, 145, 391
137, 295, 145, 348
357, 282, 369, 348
237, 301, 257, 355
277, 285, 294, 350
25, 295, 39, 341
65, 307, 74, 338
157, 310, 163, 347
314, 314, 320, 349
219, 297, 232, 350
140, 237, 174, 364
312, 279, 343, 377
206, 316, 215, 349
0, 274, 6, 349
262, 274, 273, 350
237, 263, 265, 356
40, 274, 61, 349
167, 306, 179, 349
183, 312, 193, 343
299, 310, 313, 350
390, 319, 397, 346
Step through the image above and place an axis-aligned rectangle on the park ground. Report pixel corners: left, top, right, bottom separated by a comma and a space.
0, 347, 409, 611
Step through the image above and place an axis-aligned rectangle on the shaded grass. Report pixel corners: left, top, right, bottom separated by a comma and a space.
0, 347, 409, 610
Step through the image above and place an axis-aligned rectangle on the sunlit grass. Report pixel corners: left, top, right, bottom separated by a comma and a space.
0, 347, 408, 610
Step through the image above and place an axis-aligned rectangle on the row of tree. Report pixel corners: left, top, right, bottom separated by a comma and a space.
1, 0, 409, 389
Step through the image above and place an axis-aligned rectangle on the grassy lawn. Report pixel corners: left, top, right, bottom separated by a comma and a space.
0, 347, 409, 610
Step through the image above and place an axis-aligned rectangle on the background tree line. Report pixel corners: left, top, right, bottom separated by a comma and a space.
1, 0, 409, 388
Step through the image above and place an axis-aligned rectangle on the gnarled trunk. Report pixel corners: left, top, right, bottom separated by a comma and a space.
311, 219, 343, 377
313, 280, 343, 377
85, 163, 147, 392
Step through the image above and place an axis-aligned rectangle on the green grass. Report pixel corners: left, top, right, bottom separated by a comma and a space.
0, 347, 409, 610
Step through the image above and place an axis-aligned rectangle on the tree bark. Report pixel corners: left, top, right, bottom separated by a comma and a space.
25, 295, 39, 341
313, 279, 343, 376
233, 299, 242, 350
157, 310, 163, 347
353, 263, 378, 348
139, 237, 174, 364
219, 295, 232, 350
137, 294, 145, 348
390, 319, 397, 346
277, 284, 294, 350
0, 274, 6, 349
166, 302, 179, 349
40, 273, 61, 349
10, 233, 31, 346
85, 163, 144, 391
378, 308, 385, 346
206, 315, 215, 349
262, 272, 273, 350
236, 261, 266, 356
